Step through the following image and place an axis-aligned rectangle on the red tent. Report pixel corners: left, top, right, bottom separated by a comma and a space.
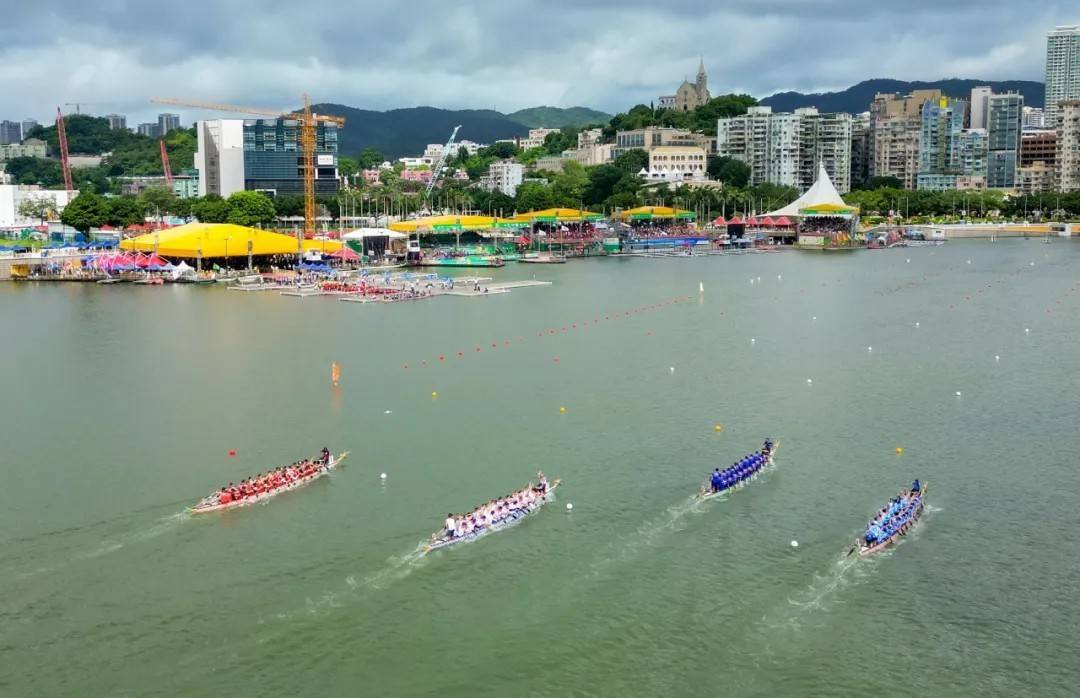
774, 216, 792, 227
728, 215, 744, 225
328, 247, 361, 261
712, 216, 727, 226
760, 216, 775, 227
747, 216, 760, 226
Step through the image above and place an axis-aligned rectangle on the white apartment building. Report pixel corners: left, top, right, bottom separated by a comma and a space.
194, 119, 245, 197
480, 160, 525, 196
1045, 25, 1080, 127
970, 86, 993, 130
717, 106, 852, 193
0, 185, 78, 228
518, 128, 561, 151
1022, 106, 1046, 129
646, 146, 708, 180
1058, 100, 1080, 191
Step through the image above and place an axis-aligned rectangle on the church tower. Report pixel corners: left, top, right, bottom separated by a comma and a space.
695, 57, 710, 103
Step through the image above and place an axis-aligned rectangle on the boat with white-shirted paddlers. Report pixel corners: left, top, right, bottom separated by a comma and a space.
698, 439, 777, 500
423, 473, 561, 553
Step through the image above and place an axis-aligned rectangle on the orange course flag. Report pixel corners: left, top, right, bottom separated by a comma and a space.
331, 362, 341, 387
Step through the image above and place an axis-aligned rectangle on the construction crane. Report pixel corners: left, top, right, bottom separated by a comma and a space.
151, 94, 346, 243
64, 102, 93, 115
425, 125, 462, 201
55, 107, 74, 193
159, 140, 174, 189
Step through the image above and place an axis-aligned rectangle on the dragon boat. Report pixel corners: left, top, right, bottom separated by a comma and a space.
698, 441, 778, 501
423, 478, 561, 553
188, 450, 349, 515
856, 481, 928, 556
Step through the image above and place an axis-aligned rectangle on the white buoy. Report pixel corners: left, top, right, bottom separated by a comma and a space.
670, 366, 675, 373
995, 355, 1000, 361
757, 276, 761, 282
380, 472, 387, 480
566, 503, 573, 511
867, 346, 873, 352
777, 274, 782, 280
966, 260, 972, 264
812, 316, 817, 321
955, 391, 962, 397
1025, 328, 1031, 334
751, 338, 756, 344
790, 540, 799, 548
807, 378, 813, 385
699, 281, 704, 293
384, 410, 392, 415
915, 322, 920, 328
906, 258, 911, 263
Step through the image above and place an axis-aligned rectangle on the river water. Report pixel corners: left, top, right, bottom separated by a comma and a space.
1, 240, 1078, 696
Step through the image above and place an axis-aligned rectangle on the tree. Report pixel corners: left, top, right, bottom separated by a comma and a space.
104, 196, 145, 228
861, 176, 904, 190
337, 156, 358, 179
225, 191, 276, 226
515, 182, 555, 212
707, 156, 751, 187
614, 148, 649, 175
479, 142, 520, 159
190, 194, 230, 223
517, 147, 547, 167
5, 156, 63, 187
551, 161, 588, 207
138, 187, 178, 219
274, 195, 306, 218
60, 192, 108, 233
583, 164, 623, 205
17, 197, 55, 225
356, 147, 385, 170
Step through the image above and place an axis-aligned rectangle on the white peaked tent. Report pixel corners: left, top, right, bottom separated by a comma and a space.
766, 165, 851, 217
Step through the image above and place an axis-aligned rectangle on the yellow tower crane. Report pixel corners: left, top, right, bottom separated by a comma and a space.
151, 94, 345, 248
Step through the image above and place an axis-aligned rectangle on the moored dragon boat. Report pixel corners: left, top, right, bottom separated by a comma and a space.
423, 475, 561, 553
855, 480, 928, 556
188, 450, 349, 515
698, 440, 777, 501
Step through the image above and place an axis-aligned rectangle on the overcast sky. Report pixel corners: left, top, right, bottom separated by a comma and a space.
1, 1, 1073, 124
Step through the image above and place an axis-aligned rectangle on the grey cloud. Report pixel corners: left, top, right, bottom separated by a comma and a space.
0, 0, 1068, 124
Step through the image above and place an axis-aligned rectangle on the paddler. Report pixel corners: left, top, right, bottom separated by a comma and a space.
320, 446, 330, 464
911, 479, 921, 493
444, 513, 457, 539
710, 468, 723, 492
537, 471, 549, 493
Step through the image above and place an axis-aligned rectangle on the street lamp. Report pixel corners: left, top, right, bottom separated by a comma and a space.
224, 236, 231, 270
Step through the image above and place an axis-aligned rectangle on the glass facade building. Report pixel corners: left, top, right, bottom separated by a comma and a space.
242, 119, 339, 195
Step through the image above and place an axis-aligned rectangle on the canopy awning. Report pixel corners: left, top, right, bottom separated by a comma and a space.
765, 164, 857, 217
508, 208, 603, 223
389, 215, 502, 233
120, 223, 342, 258
342, 228, 407, 240
617, 206, 695, 221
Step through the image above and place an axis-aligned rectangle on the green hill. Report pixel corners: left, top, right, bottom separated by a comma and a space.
507, 106, 612, 129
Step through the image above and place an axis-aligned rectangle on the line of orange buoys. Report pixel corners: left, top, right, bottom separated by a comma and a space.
399, 295, 694, 371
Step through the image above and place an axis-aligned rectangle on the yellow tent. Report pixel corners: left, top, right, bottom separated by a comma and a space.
120, 223, 341, 258
617, 206, 694, 220
507, 208, 603, 223
389, 215, 502, 233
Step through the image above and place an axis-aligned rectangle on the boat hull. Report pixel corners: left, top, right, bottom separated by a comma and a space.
188, 451, 350, 515
698, 442, 779, 501
423, 480, 560, 553
858, 483, 928, 556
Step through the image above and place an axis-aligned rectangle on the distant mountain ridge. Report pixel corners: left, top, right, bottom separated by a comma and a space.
507, 106, 611, 128
759, 78, 1045, 114
311, 104, 609, 159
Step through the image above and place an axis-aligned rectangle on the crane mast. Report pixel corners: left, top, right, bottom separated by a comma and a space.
159, 140, 174, 188
55, 107, 74, 194
424, 125, 462, 201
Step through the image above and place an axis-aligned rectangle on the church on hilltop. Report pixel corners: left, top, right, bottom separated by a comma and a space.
658, 60, 711, 111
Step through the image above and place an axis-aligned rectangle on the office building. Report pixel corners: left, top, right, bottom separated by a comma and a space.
241, 118, 339, 196
158, 113, 181, 136
986, 93, 1023, 189
21, 119, 38, 139
970, 86, 992, 130
646, 146, 709, 180
517, 128, 561, 151
717, 106, 852, 193
1017, 162, 1056, 195
870, 90, 942, 189
106, 114, 127, 131
194, 119, 246, 197
614, 126, 708, 159
0, 138, 48, 162
916, 97, 992, 191
1021, 130, 1057, 168
0, 185, 78, 228
0, 120, 22, 145
137, 122, 160, 138
1045, 25, 1080, 127
1058, 100, 1080, 192
1022, 106, 1046, 129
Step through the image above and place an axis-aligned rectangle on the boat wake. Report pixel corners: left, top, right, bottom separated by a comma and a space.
76, 511, 191, 560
